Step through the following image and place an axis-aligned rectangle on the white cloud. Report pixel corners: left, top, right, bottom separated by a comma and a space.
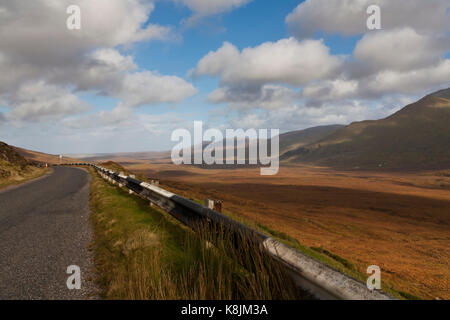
302, 79, 359, 103
196, 38, 342, 86
286, 0, 450, 38
0, 47, 196, 123
0, 0, 172, 64
354, 28, 449, 72
89, 49, 138, 73
118, 71, 198, 107
303, 61, 450, 107
62, 69, 197, 129
195, 38, 343, 113
362, 60, 450, 97
64, 49, 197, 108
174, 0, 252, 25
5, 81, 89, 122
301, 59, 450, 105
63, 105, 134, 129
302, 25, 450, 104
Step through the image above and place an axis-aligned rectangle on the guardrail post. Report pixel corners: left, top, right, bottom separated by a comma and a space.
205, 199, 223, 213
205, 199, 214, 210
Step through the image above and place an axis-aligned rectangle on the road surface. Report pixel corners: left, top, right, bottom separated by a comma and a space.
0, 167, 97, 299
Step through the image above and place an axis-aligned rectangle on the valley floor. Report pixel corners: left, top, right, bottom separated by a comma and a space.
124, 161, 450, 300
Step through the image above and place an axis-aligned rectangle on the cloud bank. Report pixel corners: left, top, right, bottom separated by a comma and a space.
0, 0, 196, 123
286, 0, 450, 38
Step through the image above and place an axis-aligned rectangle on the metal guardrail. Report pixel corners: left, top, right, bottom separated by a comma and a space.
66, 163, 395, 300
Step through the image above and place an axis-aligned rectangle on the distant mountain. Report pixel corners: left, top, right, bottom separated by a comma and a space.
282, 88, 450, 170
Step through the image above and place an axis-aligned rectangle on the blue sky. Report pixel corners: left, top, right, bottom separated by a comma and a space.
0, 0, 449, 154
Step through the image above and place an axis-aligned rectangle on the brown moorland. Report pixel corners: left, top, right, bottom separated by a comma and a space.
118, 161, 450, 300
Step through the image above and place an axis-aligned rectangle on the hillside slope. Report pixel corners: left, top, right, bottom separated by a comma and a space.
14, 147, 75, 164
0, 142, 29, 169
282, 88, 450, 170
279, 125, 344, 155
0, 142, 47, 188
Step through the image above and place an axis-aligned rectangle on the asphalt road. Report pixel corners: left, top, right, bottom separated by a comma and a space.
0, 167, 97, 299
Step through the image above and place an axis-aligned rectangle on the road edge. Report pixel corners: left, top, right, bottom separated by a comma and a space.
0, 168, 54, 194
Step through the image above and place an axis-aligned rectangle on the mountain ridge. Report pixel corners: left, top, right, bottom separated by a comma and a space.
282, 87, 450, 170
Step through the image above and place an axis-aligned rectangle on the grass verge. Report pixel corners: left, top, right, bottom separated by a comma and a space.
88, 166, 303, 300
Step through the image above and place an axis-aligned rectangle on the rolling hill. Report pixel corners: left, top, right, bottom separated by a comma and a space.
282, 88, 450, 170
14, 147, 81, 164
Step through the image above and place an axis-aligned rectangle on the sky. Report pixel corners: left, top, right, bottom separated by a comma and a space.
0, 0, 449, 154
